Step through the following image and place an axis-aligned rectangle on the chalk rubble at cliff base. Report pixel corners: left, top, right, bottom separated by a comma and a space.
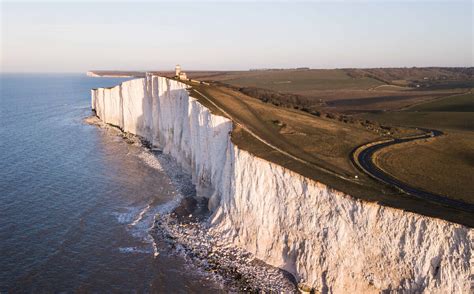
92, 75, 473, 293
154, 207, 298, 292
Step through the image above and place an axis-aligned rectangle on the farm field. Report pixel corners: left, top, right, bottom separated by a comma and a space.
409, 91, 474, 112
198, 68, 469, 114
359, 92, 474, 203
373, 131, 474, 204
201, 69, 384, 91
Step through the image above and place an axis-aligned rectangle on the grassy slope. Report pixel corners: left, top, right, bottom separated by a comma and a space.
360, 92, 474, 203
374, 132, 474, 204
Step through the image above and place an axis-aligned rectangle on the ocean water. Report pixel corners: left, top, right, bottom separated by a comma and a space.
0, 74, 221, 292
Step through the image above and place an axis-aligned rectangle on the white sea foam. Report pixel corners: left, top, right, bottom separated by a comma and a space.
112, 207, 142, 224
130, 204, 150, 227
118, 196, 185, 258
115, 203, 160, 257
112, 143, 192, 259
119, 247, 152, 254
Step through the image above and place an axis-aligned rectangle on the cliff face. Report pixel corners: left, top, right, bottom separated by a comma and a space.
92, 76, 233, 210
92, 76, 472, 293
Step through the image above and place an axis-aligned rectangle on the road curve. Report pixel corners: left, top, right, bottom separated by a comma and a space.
352, 129, 474, 213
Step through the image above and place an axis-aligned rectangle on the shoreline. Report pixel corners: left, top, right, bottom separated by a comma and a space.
85, 115, 299, 292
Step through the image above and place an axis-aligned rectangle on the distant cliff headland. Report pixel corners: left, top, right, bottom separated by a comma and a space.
87, 71, 144, 78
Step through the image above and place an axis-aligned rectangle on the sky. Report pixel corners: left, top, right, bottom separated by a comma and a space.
1, 1, 472, 72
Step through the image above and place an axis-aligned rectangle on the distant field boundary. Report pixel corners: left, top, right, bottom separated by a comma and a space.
399, 90, 473, 111
368, 84, 411, 91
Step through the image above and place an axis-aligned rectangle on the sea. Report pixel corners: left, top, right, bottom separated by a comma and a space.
0, 73, 222, 292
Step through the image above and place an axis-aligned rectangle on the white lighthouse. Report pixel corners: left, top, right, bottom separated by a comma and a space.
175, 64, 181, 77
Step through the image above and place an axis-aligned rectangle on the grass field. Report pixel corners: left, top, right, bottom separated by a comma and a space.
373, 131, 474, 204
409, 92, 474, 112
359, 92, 474, 204
361, 111, 474, 132
344, 67, 473, 88
205, 69, 384, 91
200, 69, 467, 114
361, 93, 474, 131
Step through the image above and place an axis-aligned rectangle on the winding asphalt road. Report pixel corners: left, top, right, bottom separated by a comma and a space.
354, 129, 474, 213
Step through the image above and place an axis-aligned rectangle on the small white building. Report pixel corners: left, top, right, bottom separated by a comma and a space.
178, 72, 187, 80
175, 64, 187, 80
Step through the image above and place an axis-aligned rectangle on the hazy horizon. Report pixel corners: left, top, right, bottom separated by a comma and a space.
1, 1, 472, 73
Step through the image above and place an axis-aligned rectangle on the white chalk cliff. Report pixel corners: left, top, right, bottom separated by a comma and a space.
92, 75, 473, 293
